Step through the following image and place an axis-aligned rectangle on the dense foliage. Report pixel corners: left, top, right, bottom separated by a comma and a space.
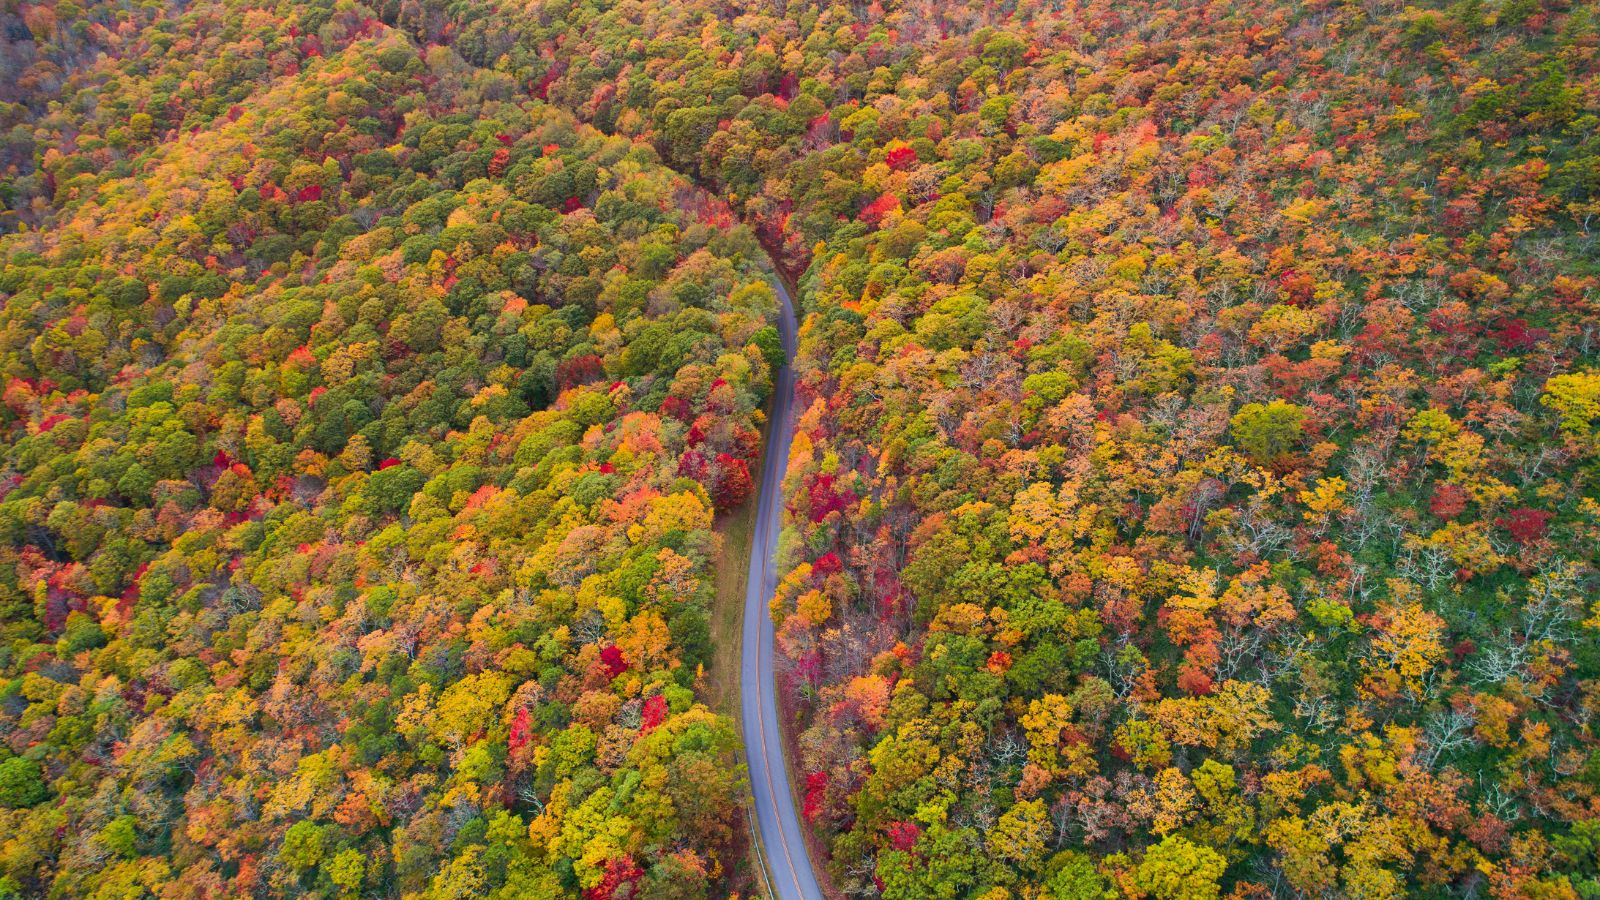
409, 0, 1600, 895
0, 3, 782, 896
5, 0, 1600, 897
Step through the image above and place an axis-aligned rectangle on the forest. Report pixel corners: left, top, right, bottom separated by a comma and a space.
2, 0, 1599, 897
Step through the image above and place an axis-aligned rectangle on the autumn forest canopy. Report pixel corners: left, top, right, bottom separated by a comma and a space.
1, 0, 1599, 897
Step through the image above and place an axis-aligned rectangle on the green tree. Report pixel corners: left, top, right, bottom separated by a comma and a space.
1048, 851, 1110, 899
367, 465, 425, 514
1135, 836, 1226, 900
96, 816, 140, 859
0, 757, 48, 808
1229, 401, 1306, 465
280, 820, 327, 871
325, 848, 366, 894
752, 324, 786, 373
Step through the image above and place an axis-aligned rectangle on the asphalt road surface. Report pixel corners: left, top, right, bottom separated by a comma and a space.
739, 272, 825, 900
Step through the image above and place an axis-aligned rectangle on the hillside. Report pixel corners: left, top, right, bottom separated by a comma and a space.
0, 3, 781, 895
3, 0, 1599, 897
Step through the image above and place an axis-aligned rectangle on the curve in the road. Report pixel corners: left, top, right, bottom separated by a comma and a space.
740, 271, 826, 900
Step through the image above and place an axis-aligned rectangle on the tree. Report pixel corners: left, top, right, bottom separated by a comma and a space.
366, 464, 425, 514
325, 848, 366, 895
1134, 836, 1226, 900
0, 758, 47, 808
279, 821, 326, 871
752, 325, 786, 373
990, 799, 1050, 867
1047, 851, 1110, 900
1542, 371, 1600, 450
711, 453, 754, 512
1229, 401, 1306, 466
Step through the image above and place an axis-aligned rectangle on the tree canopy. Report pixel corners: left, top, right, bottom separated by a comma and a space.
3, 0, 1600, 895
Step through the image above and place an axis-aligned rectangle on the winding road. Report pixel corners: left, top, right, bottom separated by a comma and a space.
740, 271, 826, 900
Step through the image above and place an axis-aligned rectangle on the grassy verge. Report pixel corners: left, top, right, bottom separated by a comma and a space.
711, 448, 770, 898
709, 502, 756, 715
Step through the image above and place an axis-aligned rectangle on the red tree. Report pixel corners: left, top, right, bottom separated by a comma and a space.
711, 453, 753, 512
